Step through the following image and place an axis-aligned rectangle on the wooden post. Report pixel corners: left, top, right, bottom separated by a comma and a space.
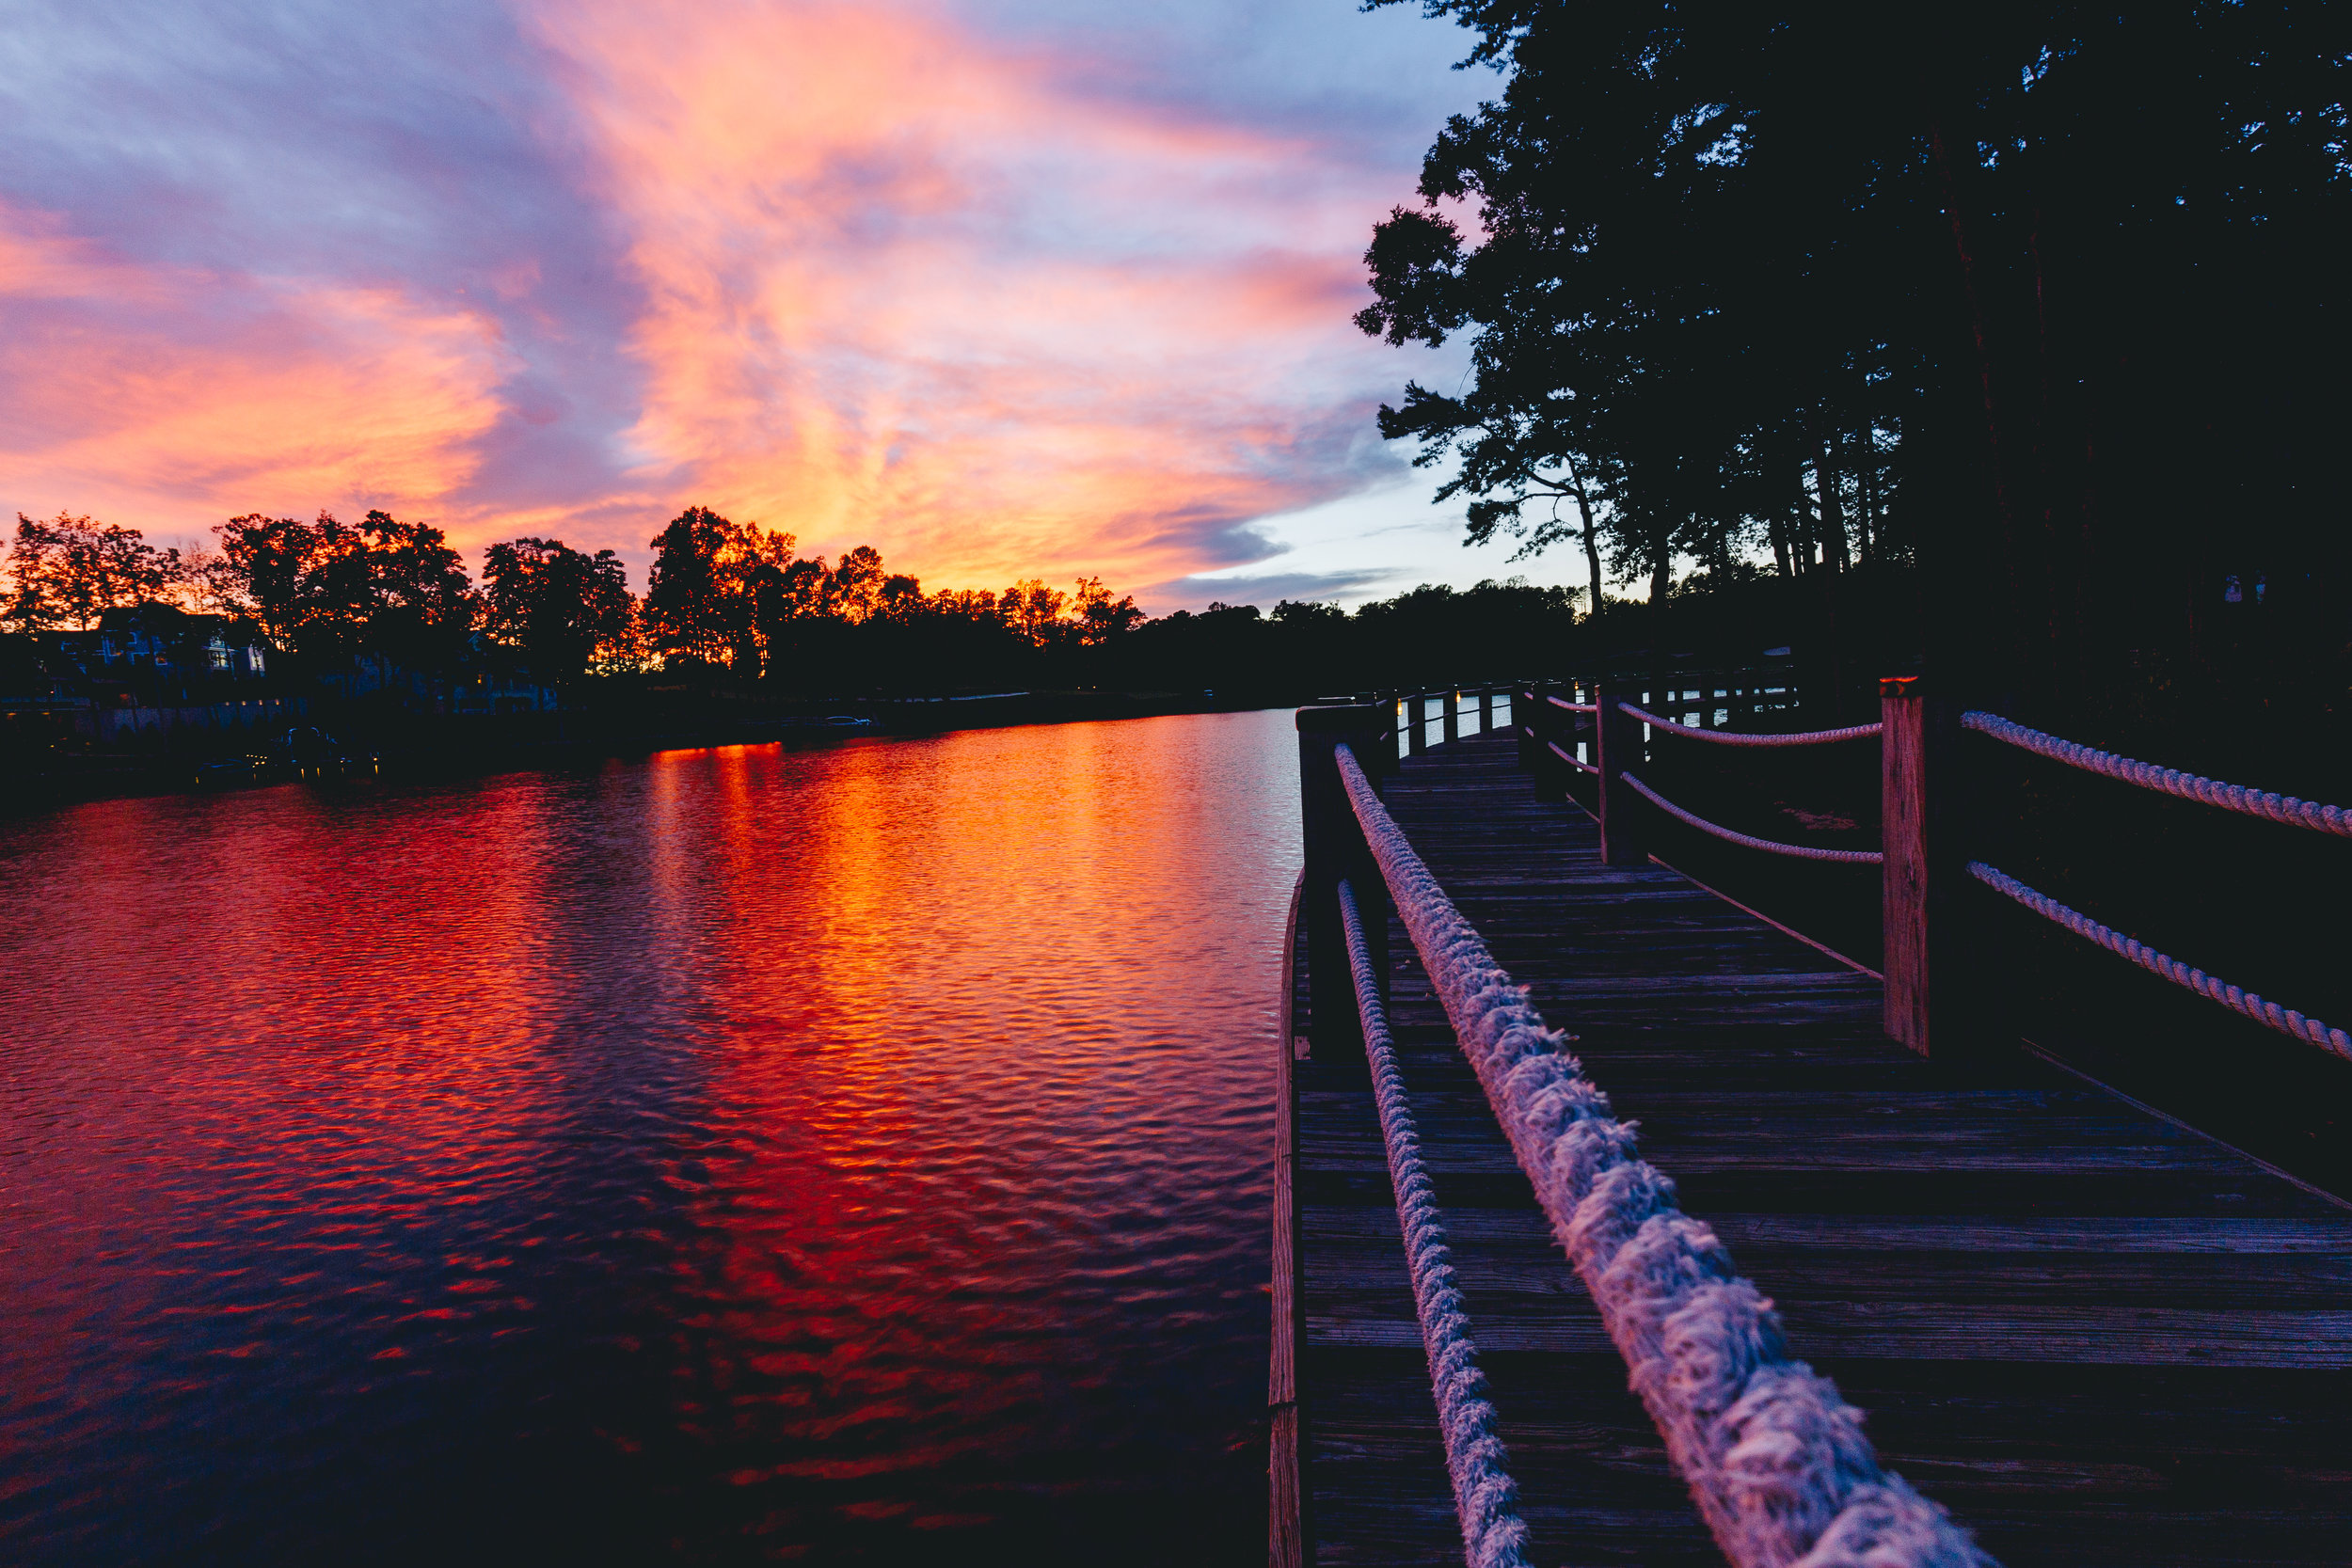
1477, 687, 1493, 735
1442, 689, 1460, 746
1881, 677, 1969, 1056
1297, 703, 1391, 1060
1269, 869, 1307, 1568
1594, 680, 1646, 865
1529, 685, 1568, 802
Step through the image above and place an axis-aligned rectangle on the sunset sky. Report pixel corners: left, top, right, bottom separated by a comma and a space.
0, 0, 1569, 611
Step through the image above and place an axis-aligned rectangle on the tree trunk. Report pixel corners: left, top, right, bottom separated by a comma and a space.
1790, 459, 1818, 574
1816, 430, 1852, 572
1647, 521, 1673, 604
1929, 118, 2026, 677
1568, 473, 1605, 619
1856, 431, 1877, 562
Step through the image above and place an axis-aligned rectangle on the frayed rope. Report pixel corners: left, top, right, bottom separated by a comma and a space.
1334, 743, 1994, 1568
1338, 879, 1530, 1568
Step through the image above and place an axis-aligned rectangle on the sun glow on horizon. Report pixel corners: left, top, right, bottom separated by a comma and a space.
0, 0, 1499, 610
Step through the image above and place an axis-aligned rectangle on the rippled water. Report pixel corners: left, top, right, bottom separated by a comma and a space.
0, 709, 1300, 1565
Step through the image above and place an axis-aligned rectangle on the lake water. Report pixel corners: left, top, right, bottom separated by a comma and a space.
0, 709, 1303, 1565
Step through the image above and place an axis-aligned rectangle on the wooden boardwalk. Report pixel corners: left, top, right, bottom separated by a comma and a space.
1277, 729, 2352, 1567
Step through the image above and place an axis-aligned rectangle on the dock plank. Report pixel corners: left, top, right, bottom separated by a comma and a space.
1285, 726, 2352, 1567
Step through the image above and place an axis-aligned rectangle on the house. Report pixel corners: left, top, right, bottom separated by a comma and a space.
36, 603, 294, 746
47, 603, 272, 698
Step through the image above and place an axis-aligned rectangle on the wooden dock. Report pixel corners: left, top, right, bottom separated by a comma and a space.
1275, 728, 2352, 1566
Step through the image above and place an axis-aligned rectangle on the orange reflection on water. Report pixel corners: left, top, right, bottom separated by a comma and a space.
0, 710, 1304, 1560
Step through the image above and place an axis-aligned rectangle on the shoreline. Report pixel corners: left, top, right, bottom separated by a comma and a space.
0, 689, 1312, 816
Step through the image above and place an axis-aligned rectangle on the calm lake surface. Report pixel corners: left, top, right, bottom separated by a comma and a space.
0, 708, 1301, 1565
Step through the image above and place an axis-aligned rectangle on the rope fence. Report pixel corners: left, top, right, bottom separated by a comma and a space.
1333, 743, 1991, 1568
1621, 772, 1883, 865
1433, 686, 2348, 1069
1962, 711, 2352, 838
1547, 740, 1599, 776
1618, 703, 1883, 749
1967, 862, 2352, 1063
1336, 879, 1531, 1568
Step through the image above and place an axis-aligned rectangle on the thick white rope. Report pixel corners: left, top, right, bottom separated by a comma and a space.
1548, 695, 1600, 714
1621, 773, 1883, 865
1548, 740, 1600, 776
1337, 879, 1532, 1568
1962, 710, 2352, 838
1334, 744, 1991, 1568
1967, 861, 2352, 1064
1618, 703, 1883, 749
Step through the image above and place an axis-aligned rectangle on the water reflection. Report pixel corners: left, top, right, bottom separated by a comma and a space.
0, 709, 1299, 1564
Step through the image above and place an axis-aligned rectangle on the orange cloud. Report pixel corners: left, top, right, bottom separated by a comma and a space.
4, 1, 1450, 601
533, 0, 1403, 590
0, 205, 513, 544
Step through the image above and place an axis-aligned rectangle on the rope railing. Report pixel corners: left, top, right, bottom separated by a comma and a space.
1962, 711, 2352, 838
1547, 740, 1599, 777
1967, 862, 2352, 1063
1548, 695, 1599, 714
1332, 743, 1990, 1568
1336, 879, 1531, 1568
1618, 703, 1883, 749
1621, 772, 1883, 865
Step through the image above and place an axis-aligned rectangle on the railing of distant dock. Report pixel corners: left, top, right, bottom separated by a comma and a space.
1511, 677, 2351, 1064
1374, 685, 1524, 756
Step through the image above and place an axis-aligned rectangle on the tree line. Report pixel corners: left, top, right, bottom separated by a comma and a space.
1359, 2, 2348, 719
3, 505, 1609, 698
0, 505, 1142, 689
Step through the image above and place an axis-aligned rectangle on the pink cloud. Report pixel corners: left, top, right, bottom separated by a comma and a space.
530, 0, 1412, 590
0, 204, 515, 543
3, 1, 1465, 601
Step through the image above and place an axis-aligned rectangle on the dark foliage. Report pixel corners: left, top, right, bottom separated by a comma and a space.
482, 538, 633, 686
212, 510, 476, 668
1359, 0, 2351, 731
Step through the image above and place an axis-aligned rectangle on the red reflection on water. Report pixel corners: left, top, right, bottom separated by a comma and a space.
0, 712, 1299, 1560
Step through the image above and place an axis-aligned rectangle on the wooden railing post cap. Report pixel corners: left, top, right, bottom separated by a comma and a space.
1296, 702, 1385, 732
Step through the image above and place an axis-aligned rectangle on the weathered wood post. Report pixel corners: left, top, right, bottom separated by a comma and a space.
1298, 703, 1392, 1059
1477, 687, 1493, 735
1881, 676, 1970, 1056
1529, 686, 1569, 802
1442, 689, 1460, 746
1594, 679, 1646, 866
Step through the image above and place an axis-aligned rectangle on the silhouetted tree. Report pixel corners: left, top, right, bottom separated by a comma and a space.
827, 546, 886, 623
1359, 1, 2350, 714
207, 510, 474, 665
1073, 577, 1143, 645
4, 512, 186, 632
1001, 579, 1069, 646
357, 511, 477, 671
643, 507, 755, 672
482, 537, 634, 685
